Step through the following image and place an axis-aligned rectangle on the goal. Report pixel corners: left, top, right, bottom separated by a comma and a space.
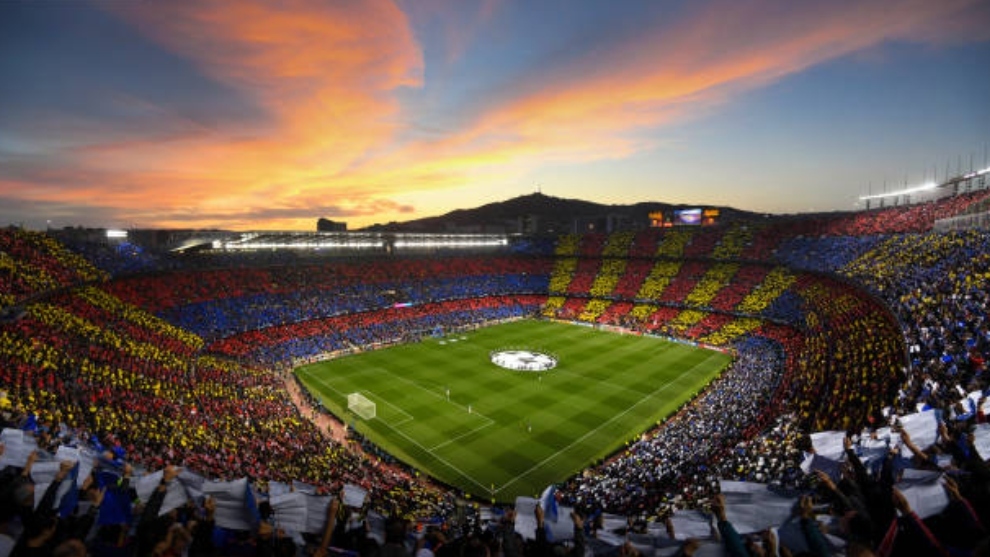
347, 392, 377, 420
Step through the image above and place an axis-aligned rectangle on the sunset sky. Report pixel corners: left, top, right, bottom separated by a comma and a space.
1, 0, 988, 231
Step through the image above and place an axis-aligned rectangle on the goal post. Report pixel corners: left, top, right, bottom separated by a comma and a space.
348, 392, 377, 420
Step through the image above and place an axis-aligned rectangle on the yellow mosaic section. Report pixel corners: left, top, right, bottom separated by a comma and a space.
665, 309, 707, 335
554, 234, 581, 256
699, 317, 762, 346
578, 299, 612, 322
602, 231, 635, 257
655, 229, 693, 257
79, 287, 203, 350
28, 303, 191, 372
589, 258, 627, 298
683, 263, 739, 308
629, 303, 657, 321
635, 260, 682, 300
736, 267, 796, 314
541, 296, 566, 317
547, 257, 578, 294
711, 223, 755, 260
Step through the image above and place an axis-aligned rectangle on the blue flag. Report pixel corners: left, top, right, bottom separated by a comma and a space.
96, 470, 133, 525
89, 434, 104, 453
58, 463, 80, 519
21, 413, 38, 433
539, 485, 558, 523
245, 481, 261, 527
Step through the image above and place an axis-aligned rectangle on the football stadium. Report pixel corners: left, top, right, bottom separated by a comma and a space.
3, 174, 990, 555
2, 0, 990, 554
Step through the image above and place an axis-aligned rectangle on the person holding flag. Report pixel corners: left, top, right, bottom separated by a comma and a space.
539, 484, 558, 524
529, 489, 586, 556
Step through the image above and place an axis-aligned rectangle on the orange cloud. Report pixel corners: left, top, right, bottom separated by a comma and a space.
33, 0, 428, 228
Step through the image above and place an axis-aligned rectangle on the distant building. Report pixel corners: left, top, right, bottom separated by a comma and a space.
317, 218, 347, 232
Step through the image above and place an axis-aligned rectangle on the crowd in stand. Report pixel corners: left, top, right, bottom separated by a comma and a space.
2, 188, 990, 555
767, 229, 990, 425
0, 241, 459, 543
105, 258, 552, 342
0, 228, 107, 311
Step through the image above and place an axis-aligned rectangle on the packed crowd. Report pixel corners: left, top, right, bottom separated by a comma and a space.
805, 230, 990, 418
2, 190, 990, 555
758, 230, 990, 431
0, 406, 460, 557
0, 238, 458, 538
0, 227, 107, 311
105, 258, 552, 342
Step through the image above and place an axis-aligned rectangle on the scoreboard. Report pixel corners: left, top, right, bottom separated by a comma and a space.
650, 208, 720, 227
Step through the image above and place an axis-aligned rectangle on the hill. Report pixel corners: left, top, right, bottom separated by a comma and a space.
358, 192, 764, 234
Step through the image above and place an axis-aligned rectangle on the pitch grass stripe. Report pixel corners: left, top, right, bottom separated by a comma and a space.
360, 338, 700, 490
492, 350, 723, 494
550, 366, 661, 398
299, 351, 517, 489
429, 421, 496, 451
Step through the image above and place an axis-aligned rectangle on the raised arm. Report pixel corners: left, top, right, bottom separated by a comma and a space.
711, 493, 749, 557
313, 494, 341, 557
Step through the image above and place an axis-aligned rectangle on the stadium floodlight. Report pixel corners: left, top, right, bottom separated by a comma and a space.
347, 392, 377, 420
392, 237, 508, 248
858, 181, 938, 201
221, 240, 385, 250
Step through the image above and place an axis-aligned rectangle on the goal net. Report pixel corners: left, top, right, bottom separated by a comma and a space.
347, 392, 377, 420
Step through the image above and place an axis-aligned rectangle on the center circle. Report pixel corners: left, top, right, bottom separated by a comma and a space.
490, 349, 558, 372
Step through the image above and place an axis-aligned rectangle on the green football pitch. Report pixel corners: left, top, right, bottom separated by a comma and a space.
295, 319, 731, 502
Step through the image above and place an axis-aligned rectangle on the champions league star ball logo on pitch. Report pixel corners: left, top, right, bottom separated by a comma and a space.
489, 349, 558, 372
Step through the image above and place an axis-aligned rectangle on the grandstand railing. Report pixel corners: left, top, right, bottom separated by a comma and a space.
933, 209, 990, 232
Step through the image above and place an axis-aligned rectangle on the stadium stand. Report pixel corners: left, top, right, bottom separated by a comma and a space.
1, 184, 989, 556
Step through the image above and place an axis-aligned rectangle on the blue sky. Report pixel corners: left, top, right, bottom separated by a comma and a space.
1, 0, 988, 230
